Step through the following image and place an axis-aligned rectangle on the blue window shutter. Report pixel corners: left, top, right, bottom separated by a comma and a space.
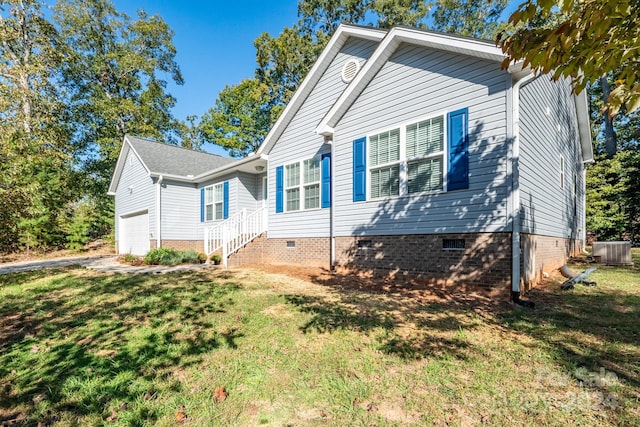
353, 137, 366, 202
447, 108, 469, 191
321, 153, 331, 208
275, 166, 284, 213
200, 188, 205, 222
223, 181, 229, 219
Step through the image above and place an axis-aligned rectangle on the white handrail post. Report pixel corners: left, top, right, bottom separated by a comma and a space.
222, 225, 228, 268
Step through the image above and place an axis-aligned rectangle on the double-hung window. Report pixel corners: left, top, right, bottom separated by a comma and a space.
369, 128, 400, 198
284, 158, 321, 211
406, 116, 444, 193
285, 163, 300, 211
303, 158, 320, 209
204, 183, 224, 221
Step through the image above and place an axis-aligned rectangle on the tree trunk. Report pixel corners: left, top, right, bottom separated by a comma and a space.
600, 74, 618, 156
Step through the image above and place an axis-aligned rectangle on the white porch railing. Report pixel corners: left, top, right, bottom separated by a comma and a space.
204, 206, 268, 267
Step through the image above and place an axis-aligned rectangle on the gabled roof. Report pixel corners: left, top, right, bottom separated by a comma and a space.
256, 24, 386, 155
108, 135, 237, 194
315, 25, 517, 136
126, 135, 236, 177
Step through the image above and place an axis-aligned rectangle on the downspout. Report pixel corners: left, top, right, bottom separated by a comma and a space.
511, 73, 536, 308
156, 175, 163, 249
327, 135, 336, 269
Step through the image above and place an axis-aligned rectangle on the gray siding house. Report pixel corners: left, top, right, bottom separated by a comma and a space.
109, 24, 593, 299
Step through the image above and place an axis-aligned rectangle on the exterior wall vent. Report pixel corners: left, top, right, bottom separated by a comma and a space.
592, 241, 632, 265
443, 238, 465, 251
341, 59, 361, 83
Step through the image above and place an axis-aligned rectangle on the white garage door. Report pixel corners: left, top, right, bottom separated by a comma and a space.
119, 211, 150, 255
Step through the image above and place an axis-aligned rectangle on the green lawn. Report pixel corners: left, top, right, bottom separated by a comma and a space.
1, 252, 639, 426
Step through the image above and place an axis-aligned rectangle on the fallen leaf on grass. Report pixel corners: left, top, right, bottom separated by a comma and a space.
175, 405, 188, 423
214, 386, 227, 402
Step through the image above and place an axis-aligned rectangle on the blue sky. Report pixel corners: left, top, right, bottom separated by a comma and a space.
113, 0, 299, 126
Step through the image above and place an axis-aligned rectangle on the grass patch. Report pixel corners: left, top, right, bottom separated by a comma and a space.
0, 253, 639, 426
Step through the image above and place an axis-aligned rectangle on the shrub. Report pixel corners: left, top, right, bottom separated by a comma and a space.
143, 248, 182, 265
180, 249, 200, 264
143, 248, 204, 266
211, 254, 222, 265
197, 252, 207, 263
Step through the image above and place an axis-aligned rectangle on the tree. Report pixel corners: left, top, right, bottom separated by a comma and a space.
499, 0, 640, 115
0, 0, 75, 252
200, 79, 276, 157
53, 0, 184, 240
431, 0, 508, 39
54, 0, 184, 192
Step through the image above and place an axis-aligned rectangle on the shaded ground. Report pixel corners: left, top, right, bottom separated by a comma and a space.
0, 254, 638, 426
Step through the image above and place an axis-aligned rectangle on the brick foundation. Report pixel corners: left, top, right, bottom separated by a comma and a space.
335, 233, 512, 288
223, 232, 582, 291
160, 240, 204, 253
521, 234, 583, 287
229, 232, 512, 289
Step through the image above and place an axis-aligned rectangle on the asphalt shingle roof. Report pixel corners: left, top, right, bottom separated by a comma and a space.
127, 135, 236, 178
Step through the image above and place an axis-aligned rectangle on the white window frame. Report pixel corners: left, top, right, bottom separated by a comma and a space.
369, 127, 401, 199
367, 112, 448, 200
284, 157, 321, 212
204, 183, 224, 221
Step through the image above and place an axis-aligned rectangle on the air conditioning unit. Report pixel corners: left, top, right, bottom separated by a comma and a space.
592, 241, 633, 265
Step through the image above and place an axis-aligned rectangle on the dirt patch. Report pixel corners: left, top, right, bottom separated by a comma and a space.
261, 304, 295, 318
247, 263, 513, 313
0, 240, 115, 264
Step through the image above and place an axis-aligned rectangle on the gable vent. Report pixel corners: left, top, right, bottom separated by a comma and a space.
341, 59, 361, 83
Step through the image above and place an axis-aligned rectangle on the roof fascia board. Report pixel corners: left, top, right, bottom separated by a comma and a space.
256, 24, 386, 155
316, 27, 511, 134
192, 153, 269, 182
107, 136, 151, 194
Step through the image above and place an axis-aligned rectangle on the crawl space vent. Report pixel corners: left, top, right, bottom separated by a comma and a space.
341, 59, 361, 83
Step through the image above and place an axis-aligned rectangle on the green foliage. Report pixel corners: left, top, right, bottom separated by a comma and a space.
499, 0, 640, 115
143, 248, 201, 265
64, 199, 97, 251
211, 253, 222, 265
0, 0, 76, 253
0, 0, 183, 254
587, 151, 640, 242
53, 0, 184, 230
200, 79, 276, 157
180, 249, 200, 264
431, 0, 508, 39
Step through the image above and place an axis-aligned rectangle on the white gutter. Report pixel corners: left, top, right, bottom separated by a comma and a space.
510, 72, 537, 304
156, 175, 163, 249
